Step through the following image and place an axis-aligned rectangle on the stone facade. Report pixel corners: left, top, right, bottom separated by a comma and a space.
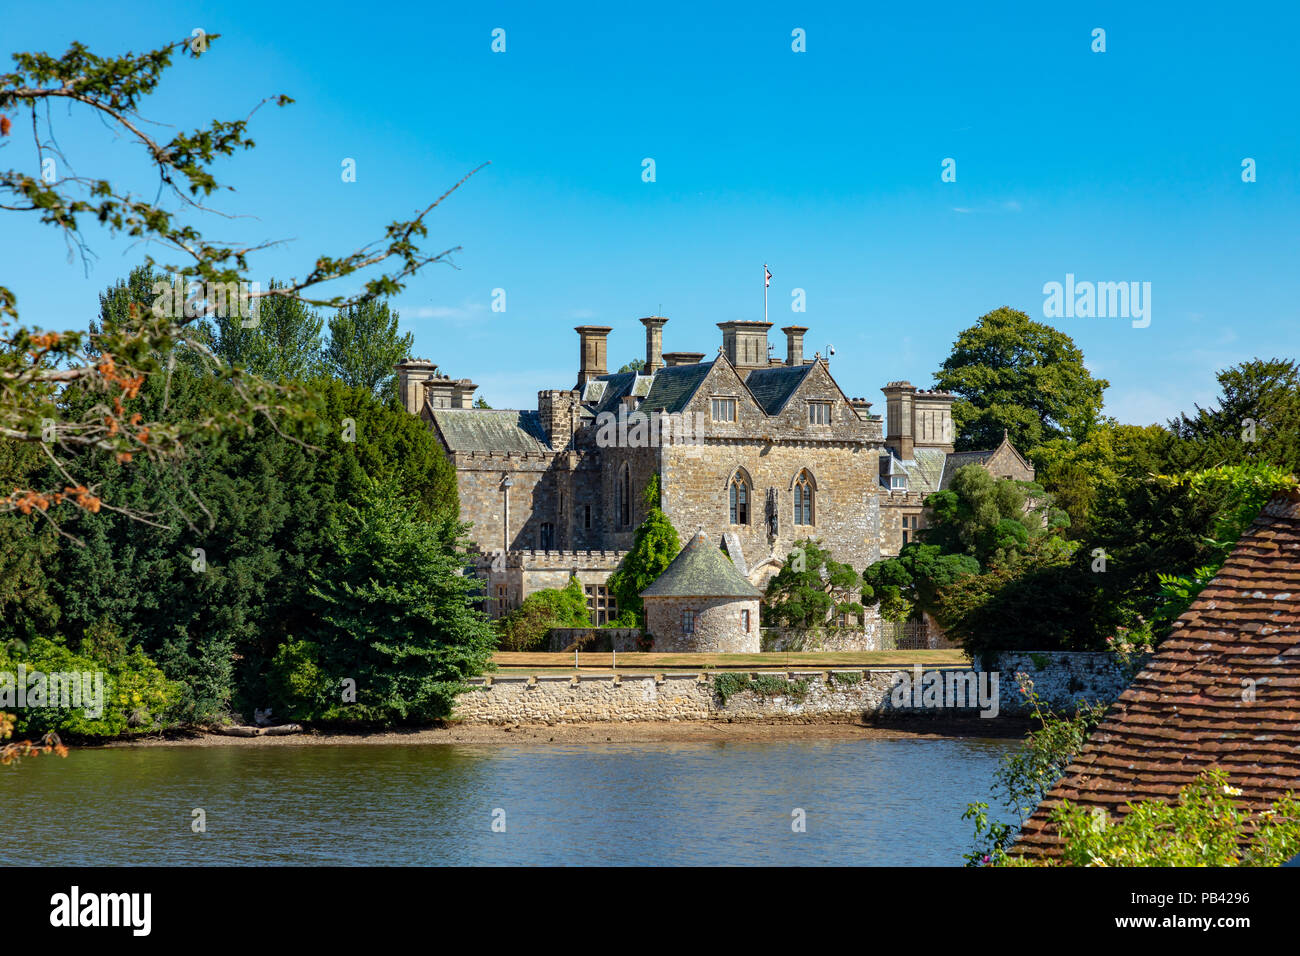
402, 316, 1033, 634
644, 595, 761, 653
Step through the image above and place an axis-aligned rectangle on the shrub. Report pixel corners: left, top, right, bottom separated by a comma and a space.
0, 636, 180, 738
495, 577, 591, 652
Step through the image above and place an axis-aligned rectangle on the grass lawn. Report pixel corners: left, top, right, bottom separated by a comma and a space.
490, 649, 969, 676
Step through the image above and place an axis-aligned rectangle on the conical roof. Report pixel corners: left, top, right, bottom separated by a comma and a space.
639, 530, 763, 599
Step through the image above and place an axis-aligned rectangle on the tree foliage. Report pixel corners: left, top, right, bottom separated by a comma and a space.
0, 34, 482, 528
296, 480, 495, 724
934, 307, 1108, 453
496, 577, 591, 652
765, 539, 864, 629
325, 298, 413, 405
1030, 769, 1300, 867
606, 491, 680, 626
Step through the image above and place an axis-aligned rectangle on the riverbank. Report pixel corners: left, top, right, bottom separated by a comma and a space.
101, 716, 1030, 748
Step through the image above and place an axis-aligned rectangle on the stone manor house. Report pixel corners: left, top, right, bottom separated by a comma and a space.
396, 317, 1033, 638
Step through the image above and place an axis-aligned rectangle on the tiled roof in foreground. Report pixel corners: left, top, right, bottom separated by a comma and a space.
1015, 489, 1300, 859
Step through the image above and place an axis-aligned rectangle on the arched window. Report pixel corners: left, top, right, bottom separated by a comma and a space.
729, 471, 751, 525
793, 470, 815, 526
618, 465, 631, 528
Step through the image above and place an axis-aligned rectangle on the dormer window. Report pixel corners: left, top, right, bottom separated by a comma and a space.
891, 474, 907, 491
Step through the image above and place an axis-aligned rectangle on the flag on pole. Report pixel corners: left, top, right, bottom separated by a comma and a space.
764, 264, 772, 288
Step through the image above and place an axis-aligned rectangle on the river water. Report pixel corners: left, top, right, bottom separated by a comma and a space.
0, 736, 1016, 866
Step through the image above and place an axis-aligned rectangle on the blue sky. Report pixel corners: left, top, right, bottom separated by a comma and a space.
3, 1, 1297, 423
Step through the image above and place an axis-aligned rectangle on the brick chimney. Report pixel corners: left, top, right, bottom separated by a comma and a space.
640, 315, 668, 374
781, 325, 807, 366
575, 326, 612, 388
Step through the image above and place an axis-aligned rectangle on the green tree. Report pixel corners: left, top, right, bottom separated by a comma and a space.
496, 577, 591, 651
765, 539, 864, 629
934, 307, 1108, 454
303, 480, 495, 723
863, 544, 980, 623
1, 35, 479, 530
325, 298, 413, 403
606, 481, 680, 626
1168, 358, 1300, 475
924, 465, 1067, 568
43, 325, 459, 723
616, 359, 646, 373
1034, 423, 1173, 536
211, 278, 324, 380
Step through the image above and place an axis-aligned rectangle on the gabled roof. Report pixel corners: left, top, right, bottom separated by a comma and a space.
940, 449, 995, 488
882, 447, 948, 494
640, 530, 763, 599
744, 363, 814, 415
1015, 489, 1300, 859
640, 361, 714, 414
428, 408, 552, 454
940, 434, 1034, 488
588, 371, 638, 416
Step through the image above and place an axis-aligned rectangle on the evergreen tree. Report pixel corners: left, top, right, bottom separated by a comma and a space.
606, 476, 680, 625
212, 278, 324, 380
303, 480, 496, 722
325, 298, 413, 403
764, 539, 863, 629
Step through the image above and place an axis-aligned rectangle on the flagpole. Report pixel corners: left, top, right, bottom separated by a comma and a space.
763, 263, 768, 324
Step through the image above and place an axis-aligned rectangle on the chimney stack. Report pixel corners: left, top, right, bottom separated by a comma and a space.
717, 321, 773, 372
575, 325, 612, 388
781, 325, 807, 366
663, 351, 705, 367
394, 358, 439, 415
640, 315, 668, 373
881, 381, 918, 459
453, 379, 478, 409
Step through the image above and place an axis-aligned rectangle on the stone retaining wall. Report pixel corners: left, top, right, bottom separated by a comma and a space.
453, 652, 1138, 724
973, 650, 1149, 716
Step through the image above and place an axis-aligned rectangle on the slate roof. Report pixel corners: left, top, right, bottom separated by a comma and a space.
640, 362, 714, 414
589, 371, 638, 416
428, 408, 552, 454
744, 363, 814, 415
882, 447, 948, 494
1015, 490, 1300, 859
640, 530, 763, 599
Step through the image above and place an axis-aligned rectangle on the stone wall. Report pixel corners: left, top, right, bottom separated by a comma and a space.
644, 595, 761, 652
547, 628, 644, 652
453, 652, 1137, 724
760, 623, 884, 652
973, 651, 1149, 715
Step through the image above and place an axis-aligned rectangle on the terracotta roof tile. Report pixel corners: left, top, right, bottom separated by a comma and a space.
1015, 489, 1300, 858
